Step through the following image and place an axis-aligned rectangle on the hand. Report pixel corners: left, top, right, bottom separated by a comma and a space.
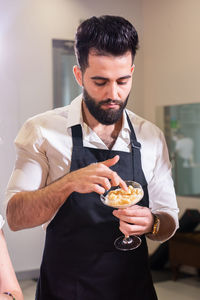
67, 155, 127, 195
113, 205, 154, 236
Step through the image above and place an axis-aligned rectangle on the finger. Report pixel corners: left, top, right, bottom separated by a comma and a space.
119, 220, 143, 236
107, 170, 128, 191
95, 155, 127, 190
101, 155, 120, 168
95, 163, 127, 191
118, 179, 128, 191
92, 183, 107, 195
93, 176, 111, 191
116, 206, 146, 216
109, 170, 120, 186
114, 213, 146, 226
79, 176, 111, 194
113, 209, 136, 222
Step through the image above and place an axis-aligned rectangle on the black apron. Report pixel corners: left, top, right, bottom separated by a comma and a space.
36, 114, 157, 300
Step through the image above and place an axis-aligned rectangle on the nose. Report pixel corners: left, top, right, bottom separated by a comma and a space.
106, 82, 119, 100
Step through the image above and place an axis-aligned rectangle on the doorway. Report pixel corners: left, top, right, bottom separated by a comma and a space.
52, 39, 82, 108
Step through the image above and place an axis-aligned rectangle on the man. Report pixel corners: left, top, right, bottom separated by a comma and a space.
6, 15, 178, 299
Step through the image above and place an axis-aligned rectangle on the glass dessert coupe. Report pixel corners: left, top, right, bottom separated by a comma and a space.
100, 180, 144, 251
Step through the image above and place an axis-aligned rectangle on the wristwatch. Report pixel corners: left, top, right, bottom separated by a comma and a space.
151, 214, 160, 235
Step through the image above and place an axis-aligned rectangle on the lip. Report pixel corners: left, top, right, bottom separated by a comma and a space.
101, 103, 119, 109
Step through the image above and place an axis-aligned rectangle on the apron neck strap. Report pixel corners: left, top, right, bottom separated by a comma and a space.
71, 113, 148, 200
125, 111, 141, 149
125, 112, 147, 185
71, 113, 142, 150
71, 125, 83, 148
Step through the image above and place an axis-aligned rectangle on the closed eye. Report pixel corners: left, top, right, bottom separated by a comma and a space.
117, 76, 131, 85
91, 75, 131, 86
94, 81, 107, 86
117, 80, 128, 85
94, 80, 129, 86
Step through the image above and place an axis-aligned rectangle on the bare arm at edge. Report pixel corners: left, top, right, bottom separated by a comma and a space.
0, 230, 24, 299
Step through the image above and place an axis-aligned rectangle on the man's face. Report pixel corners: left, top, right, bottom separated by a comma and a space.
82, 88, 129, 125
75, 51, 134, 125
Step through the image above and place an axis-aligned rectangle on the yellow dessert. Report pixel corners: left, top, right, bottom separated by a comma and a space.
106, 185, 143, 207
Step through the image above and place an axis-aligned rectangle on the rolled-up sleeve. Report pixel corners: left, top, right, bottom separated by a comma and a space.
148, 130, 179, 241
0, 215, 5, 229
5, 118, 49, 206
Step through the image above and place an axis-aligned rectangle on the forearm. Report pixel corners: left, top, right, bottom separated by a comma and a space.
146, 212, 177, 242
7, 156, 126, 231
6, 175, 74, 231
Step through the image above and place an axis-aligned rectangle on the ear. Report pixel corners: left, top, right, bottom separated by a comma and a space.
73, 65, 83, 87
131, 64, 135, 74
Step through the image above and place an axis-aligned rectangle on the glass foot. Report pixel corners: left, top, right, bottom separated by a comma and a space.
114, 235, 141, 251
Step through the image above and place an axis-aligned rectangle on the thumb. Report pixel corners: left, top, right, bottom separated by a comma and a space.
102, 155, 120, 168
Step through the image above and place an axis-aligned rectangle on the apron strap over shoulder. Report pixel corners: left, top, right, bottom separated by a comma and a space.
126, 112, 147, 187
71, 124, 83, 148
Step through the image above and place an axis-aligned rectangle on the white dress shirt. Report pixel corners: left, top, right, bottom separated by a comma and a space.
0, 215, 5, 229
6, 94, 179, 236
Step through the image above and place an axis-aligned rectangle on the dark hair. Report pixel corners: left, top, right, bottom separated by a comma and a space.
74, 15, 139, 72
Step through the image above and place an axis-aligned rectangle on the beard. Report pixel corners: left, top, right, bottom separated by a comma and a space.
83, 88, 129, 125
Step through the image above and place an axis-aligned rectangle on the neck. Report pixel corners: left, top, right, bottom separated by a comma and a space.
82, 100, 123, 149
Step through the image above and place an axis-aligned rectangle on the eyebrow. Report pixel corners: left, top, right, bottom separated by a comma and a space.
91, 75, 132, 80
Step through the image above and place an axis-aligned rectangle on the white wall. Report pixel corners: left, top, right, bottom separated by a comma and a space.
0, 0, 144, 273
142, 0, 200, 252
143, 0, 200, 211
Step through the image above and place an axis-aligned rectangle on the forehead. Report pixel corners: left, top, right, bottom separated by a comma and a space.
85, 51, 133, 77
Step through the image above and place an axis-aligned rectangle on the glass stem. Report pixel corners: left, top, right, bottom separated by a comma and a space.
123, 235, 133, 245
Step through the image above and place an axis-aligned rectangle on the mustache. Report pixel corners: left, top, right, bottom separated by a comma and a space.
98, 99, 122, 106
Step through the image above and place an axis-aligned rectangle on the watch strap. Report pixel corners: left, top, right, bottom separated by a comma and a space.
152, 214, 160, 235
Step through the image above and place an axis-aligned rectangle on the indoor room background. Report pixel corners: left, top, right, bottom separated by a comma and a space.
0, 0, 200, 281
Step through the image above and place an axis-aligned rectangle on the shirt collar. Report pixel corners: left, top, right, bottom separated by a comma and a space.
122, 109, 131, 132
66, 94, 131, 135
118, 109, 131, 146
66, 94, 83, 128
